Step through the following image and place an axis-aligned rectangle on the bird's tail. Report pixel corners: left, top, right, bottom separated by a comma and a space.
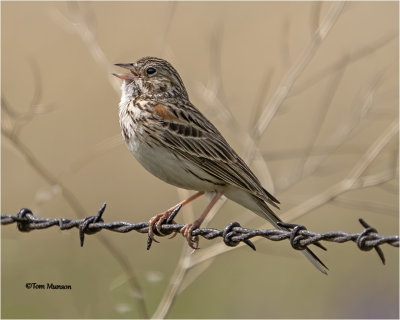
254, 195, 328, 275
301, 246, 328, 275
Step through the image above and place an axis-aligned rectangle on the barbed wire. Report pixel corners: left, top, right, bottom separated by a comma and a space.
2, 203, 398, 265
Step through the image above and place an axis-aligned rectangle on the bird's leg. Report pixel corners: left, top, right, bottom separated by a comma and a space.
181, 191, 223, 249
148, 191, 204, 241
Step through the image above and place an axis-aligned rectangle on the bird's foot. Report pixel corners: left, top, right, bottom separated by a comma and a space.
180, 220, 202, 249
148, 204, 182, 243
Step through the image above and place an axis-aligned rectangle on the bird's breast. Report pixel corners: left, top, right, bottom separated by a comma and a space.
119, 99, 145, 151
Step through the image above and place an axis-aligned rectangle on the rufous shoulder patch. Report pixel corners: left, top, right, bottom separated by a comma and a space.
154, 104, 176, 120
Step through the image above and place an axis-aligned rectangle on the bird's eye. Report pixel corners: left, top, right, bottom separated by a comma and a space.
146, 67, 156, 75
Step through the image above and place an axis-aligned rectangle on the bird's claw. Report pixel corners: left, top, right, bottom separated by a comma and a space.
180, 221, 201, 249
147, 204, 182, 249
148, 212, 167, 239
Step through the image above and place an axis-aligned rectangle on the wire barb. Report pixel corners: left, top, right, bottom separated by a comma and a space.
277, 221, 327, 251
16, 208, 35, 232
357, 218, 386, 264
222, 222, 256, 250
2, 207, 398, 265
79, 203, 107, 247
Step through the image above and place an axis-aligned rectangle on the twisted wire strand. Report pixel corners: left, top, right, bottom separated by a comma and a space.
2, 204, 398, 265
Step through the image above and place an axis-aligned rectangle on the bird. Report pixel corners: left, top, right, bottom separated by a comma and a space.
113, 56, 328, 274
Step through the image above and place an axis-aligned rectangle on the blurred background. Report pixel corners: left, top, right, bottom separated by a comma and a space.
2, 1, 398, 318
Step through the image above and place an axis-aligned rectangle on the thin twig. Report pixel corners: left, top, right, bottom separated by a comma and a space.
277, 70, 386, 191
282, 121, 398, 222
289, 32, 397, 98
252, 2, 345, 139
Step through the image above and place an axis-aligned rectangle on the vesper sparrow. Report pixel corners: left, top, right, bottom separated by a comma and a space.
113, 56, 327, 274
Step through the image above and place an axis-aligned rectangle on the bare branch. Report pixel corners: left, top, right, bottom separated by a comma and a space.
253, 2, 345, 138
332, 196, 398, 216
276, 71, 386, 191
282, 121, 398, 222
290, 32, 397, 98
289, 60, 347, 185
50, 3, 120, 92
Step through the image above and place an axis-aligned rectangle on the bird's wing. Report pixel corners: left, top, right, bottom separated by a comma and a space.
149, 100, 279, 208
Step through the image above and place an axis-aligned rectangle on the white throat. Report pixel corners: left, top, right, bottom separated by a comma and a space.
119, 81, 139, 109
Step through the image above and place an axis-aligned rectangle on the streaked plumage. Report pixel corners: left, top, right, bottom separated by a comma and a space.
114, 56, 327, 274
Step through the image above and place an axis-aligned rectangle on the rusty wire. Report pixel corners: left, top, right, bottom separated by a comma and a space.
1, 203, 398, 265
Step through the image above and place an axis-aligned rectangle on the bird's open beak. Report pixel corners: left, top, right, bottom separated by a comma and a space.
113, 63, 139, 81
